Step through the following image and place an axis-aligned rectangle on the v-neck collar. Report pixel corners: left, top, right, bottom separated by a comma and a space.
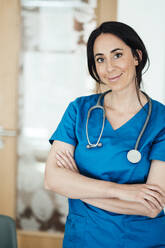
99, 93, 150, 133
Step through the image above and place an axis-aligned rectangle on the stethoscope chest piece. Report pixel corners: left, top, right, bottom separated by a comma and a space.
127, 149, 141, 163
86, 143, 103, 149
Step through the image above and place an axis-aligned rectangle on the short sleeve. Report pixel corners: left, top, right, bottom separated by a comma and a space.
49, 101, 77, 146
149, 127, 165, 161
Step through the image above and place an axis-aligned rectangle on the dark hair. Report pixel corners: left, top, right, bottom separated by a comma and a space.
87, 21, 150, 105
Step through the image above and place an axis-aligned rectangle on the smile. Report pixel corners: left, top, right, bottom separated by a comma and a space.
108, 73, 122, 82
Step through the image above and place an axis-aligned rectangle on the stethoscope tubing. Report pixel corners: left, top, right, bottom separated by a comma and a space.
86, 105, 105, 148
86, 89, 152, 163
134, 91, 152, 150
86, 90, 111, 148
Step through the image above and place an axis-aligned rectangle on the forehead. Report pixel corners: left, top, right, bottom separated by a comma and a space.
93, 33, 128, 53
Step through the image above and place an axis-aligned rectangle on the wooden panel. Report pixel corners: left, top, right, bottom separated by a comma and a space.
17, 230, 63, 248
0, 0, 20, 218
96, 0, 117, 25
0, 137, 17, 217
0, 0, 20, 129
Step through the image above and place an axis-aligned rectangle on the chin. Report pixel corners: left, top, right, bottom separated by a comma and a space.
109, 85, 129, 92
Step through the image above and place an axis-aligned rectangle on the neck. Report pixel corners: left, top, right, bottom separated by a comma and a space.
103, 87, 147, 114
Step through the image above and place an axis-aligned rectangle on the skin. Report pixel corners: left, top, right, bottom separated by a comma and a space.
54, 146, 165, 217
44, 33, 165, 218
93, 33, 146, 112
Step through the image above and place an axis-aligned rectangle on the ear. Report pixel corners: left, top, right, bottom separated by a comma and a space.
134, 49, 142, 66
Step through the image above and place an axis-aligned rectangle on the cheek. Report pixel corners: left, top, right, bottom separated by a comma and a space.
121, 59, 136, 75
95, 64, 105, 77
119, 58, 131, 71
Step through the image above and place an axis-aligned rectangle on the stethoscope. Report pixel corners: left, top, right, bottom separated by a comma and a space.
86, 89, 152, 164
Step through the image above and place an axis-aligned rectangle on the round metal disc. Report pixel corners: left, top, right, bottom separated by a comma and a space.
127, 149, 141, 163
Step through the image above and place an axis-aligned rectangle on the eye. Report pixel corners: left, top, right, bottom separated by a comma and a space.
114, 53, 122, 59
96, 57, 104, 63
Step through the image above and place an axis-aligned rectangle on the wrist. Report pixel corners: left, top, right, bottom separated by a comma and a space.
107, 182, 124, 199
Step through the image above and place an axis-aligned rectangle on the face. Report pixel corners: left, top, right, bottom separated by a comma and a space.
93, 33, 139, 92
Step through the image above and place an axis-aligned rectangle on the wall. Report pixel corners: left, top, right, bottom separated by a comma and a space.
117, 0, 165, 103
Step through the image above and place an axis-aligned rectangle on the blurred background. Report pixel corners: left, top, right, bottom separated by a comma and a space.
0, 0, 165, 247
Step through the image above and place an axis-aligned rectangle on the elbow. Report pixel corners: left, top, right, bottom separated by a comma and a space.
44, 166, 59, 192
44, 178, 60, 193
44, 179, 50, 190
44, 178, 53, 191
44, 174, 69, 197
44, 172, 58, 192
44, 177, 75, 199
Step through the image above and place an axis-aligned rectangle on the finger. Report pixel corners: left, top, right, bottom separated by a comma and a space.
143, 194, 162, 210
65, 150, 79, 171
61, 151, 78, 172
142, 199, 160, 218
56, 153, 71, 170
56, 152, 76, 172
56, 159, 65, 168
144, 189, 164, 208
146, 184, 165, 197
141, 199, 155, 212
143, 190, 162, 209
144, 200, 160, 217
65, 150, 79, 172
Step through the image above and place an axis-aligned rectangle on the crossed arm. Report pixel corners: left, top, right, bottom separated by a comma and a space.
44, 141, 165, 218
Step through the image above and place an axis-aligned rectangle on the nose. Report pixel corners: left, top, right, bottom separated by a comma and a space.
105, 60, 114, 73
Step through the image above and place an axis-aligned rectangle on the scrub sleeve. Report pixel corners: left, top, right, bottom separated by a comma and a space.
49, 101, 77, 146
149, 127, 165, 161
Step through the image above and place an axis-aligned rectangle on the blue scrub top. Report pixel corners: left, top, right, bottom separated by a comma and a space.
49, 93, 165, 248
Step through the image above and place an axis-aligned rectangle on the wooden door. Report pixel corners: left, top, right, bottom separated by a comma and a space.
0, 0, 20, 218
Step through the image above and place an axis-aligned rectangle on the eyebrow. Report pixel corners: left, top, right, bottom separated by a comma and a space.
94, 48, 123, 58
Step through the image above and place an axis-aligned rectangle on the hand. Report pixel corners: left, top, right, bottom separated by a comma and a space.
55, 150, 79, 173
117, 183, 165, 212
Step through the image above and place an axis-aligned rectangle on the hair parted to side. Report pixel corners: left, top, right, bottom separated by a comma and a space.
87, 21, 150, 94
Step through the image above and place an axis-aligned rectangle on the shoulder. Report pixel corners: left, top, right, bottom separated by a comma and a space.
63, 93, 100, 119
70, 92, 100, 110
150, 98, 165, 132
151, 98, 165, 119
152, 98, 165, 110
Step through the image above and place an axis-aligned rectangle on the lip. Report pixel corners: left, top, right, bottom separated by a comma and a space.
108, 73, 122, 81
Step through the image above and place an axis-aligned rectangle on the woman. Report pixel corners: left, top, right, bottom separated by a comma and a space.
45, 22, 165, 247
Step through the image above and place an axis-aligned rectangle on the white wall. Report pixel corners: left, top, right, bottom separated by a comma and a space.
117, 0, 165, 104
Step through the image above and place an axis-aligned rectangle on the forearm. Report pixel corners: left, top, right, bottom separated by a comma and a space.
81, 197, 150, 216
47, 149, 165, 210
45, 165, 118, 199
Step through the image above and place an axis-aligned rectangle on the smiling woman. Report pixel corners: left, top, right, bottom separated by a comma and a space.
93, 33, 146, 115
94, 34, 138, 86
45, 21, 165, 248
